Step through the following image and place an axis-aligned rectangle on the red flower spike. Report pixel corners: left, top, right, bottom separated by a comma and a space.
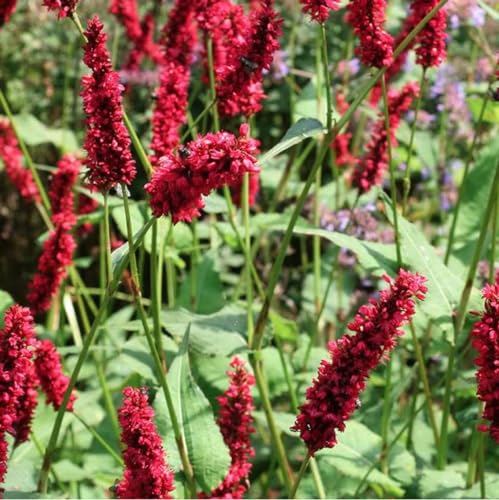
49, 154, 80, 230
42, 0, 78, 18
0, 118, 41, 203
109, 0, 142, 43
352, 81, 419, 193
81, 16, 136, 191
471, 283, 499, 443
34, 339, 76, 411
13, 365, 39, 445
146, 125, 260, 223
0, 0, 17, 26
27, 227, 76, 314
215, 0, 282, 117
149, 0, 197, 161
116, 387, 175, 499
292, 270, 427, 455
299, 0, 339, 23
199, 356, 256, 499
346, 0, 394, 68
0, 305, 37, 485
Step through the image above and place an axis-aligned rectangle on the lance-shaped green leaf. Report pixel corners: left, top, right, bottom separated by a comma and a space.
259, 118, 324, 165
154, 329, 231, 493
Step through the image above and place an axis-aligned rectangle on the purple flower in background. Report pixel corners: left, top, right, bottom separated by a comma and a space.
337, 58, 360, 78
264, 50, 289, 82
470, 5, 485, 27
449, 14, 460, 30
447, 0, 486, 28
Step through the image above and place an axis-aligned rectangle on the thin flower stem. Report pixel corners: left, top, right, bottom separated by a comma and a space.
38, 289, 113, 493
73, 413, 124, 466
123, 111, 153, 177
437, 163, 499, 469
249, 353, 294, 495
180, 99, 216, 142
121, 186, 197, 496
243, 173, 255, 347
151, 219, 166, 371
465, 407, 482, 488
381, 73, 402, 269
70, 13, 88, 43
402, 68, 427, 215
0, 87, 51, 211
444, 75, 494, 264
321, 24, 333, 132
103, 193, 113, 286
478, 432, 486, 498
309, 459, 326, 500
206, 37, 220, 131
290, 453, 311, 499
409, 322, 440, 448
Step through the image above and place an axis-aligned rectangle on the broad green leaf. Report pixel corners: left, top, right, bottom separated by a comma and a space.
269, 310, 298, 342
155, 331, 231, 493
178, 252, 225, 314
316, 421, 412, 497
262, 347, 293, 399
452, 139, 499, 254
383, 195, 481, 339
112, 203, 146, 239
53, 460, 89, 482
294, 79, 328, 124
259, 118, 324, 165
12, 113, 78, 152
266, 219, 398, 275
0, 290, 14, 325
462, 473, 499, 498
161, 304, 247, 356
467, 97, 499, 124
418, 469, 465, 498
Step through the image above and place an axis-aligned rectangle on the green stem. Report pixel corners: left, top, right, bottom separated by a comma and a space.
103, 193, 113, 286
489, 197, 497, 283
409, 323, 440, 448
70, 12, 88, 43
250, 354, 294, 496
0, 88, 51, 211
121, 187, 196, 496
242, 173, 255, 347
180, 100, 216, 142
402, 68, 427, 215
151, 219, 166, 370
73, 413, 124, 466
444, 83, 492, 264
206, 37, 220, 131
437, 163, 499, 469
290, 454, 311, 499
381, 73, 402, 268
123, 111, 153, 177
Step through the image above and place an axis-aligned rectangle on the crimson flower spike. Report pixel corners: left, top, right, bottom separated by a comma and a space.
471, 281, 499, 443
0, 0, 17, 27
216, 0, 282, 117
42, 0, 79, 18
34, 339, 76, 411
115, 387, 175, 499
199, 356, 256, 499
0, 305, 37, 486
346, 0, 394, 68
81, 16, 136, 191
0, 117, 41, 203
351, 81, 419, 193
299, 0, 339, 23
150, 0, 197, 162
146, 124, 260, 223
292, 270, 427, 455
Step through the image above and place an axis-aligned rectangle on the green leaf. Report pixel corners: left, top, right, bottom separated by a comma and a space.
161, 304, 248, 356
111, 219, 154, 284
467, 97, 499, 124
294, 79, 328, 124
0, 290, 14, 326
155, 330, 231, 493
316, 421, 411, 497
269, 310, 298, 342
418, 469, 465, 498
452, 139, 499, 252
382, 194, 481, 339
259, 118, 324, 165
178, 252, 225, 314
12, 113, 78, 152
53, 460, 89, 482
